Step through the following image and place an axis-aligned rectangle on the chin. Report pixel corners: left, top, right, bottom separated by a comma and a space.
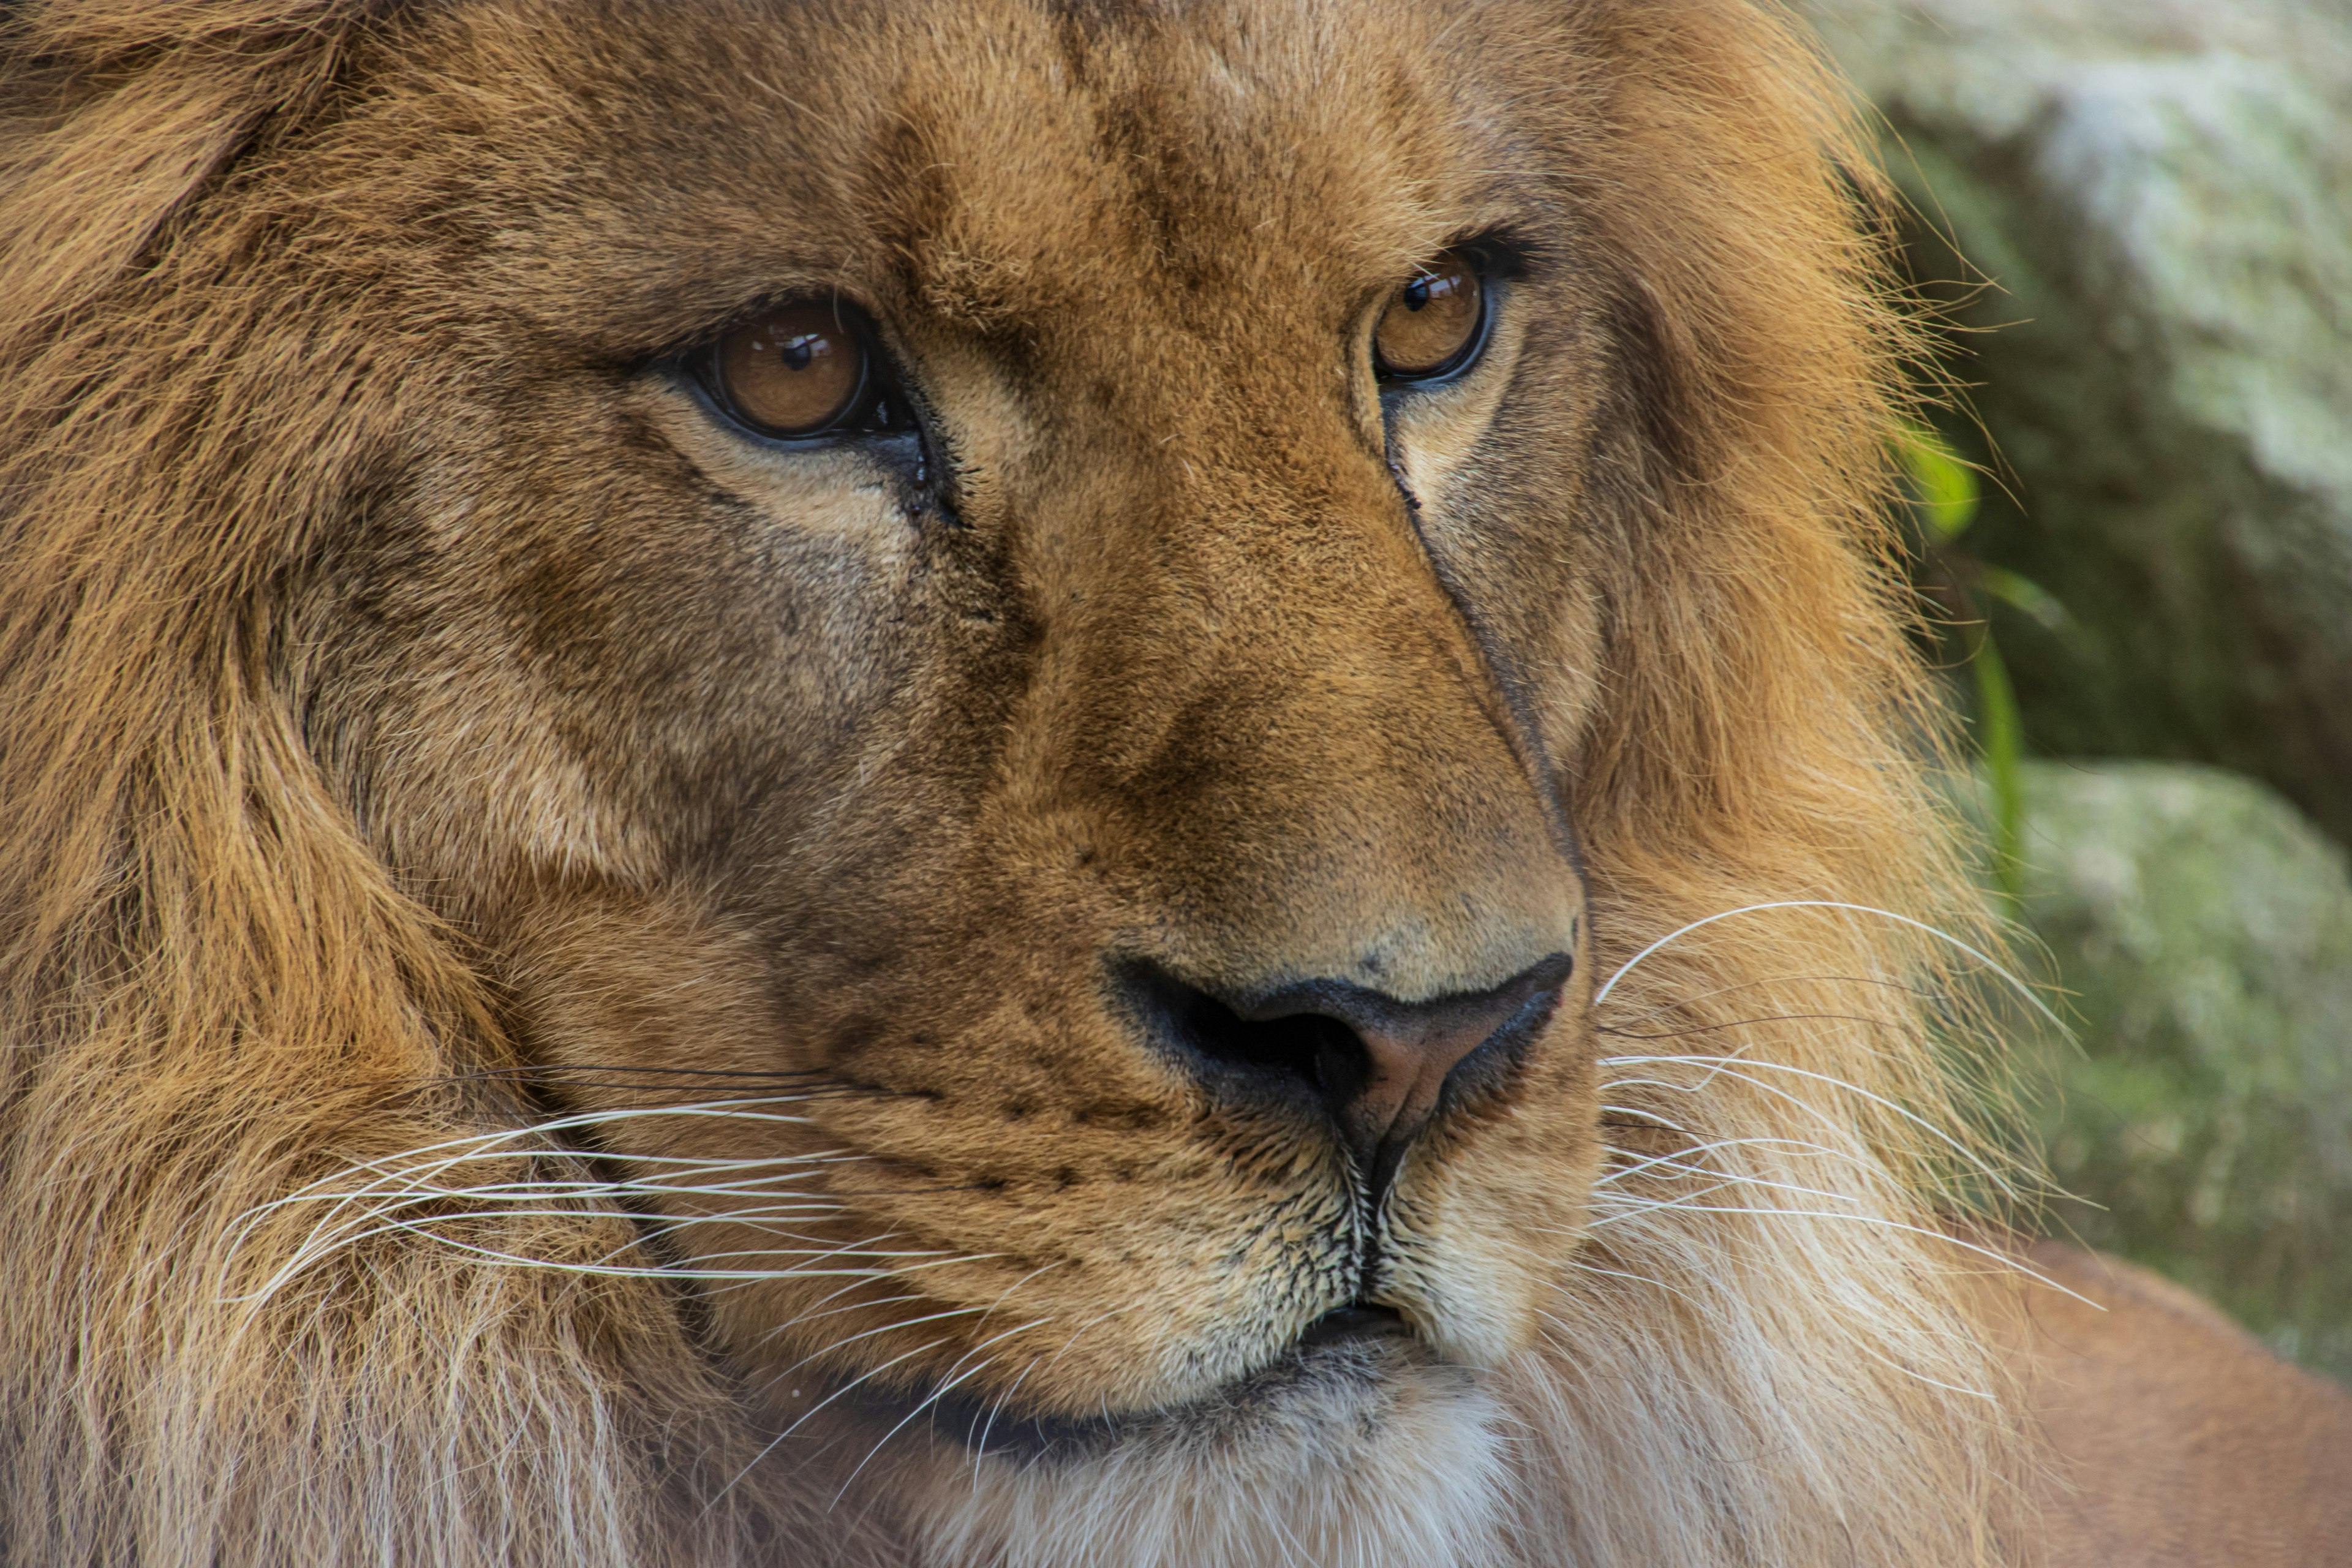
861, 1328, 1518, 1568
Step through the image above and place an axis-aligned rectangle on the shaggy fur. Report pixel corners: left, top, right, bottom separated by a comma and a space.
0, 0, 2081, 1563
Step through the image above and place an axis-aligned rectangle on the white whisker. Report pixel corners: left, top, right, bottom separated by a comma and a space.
770, 1300, 998, 1384
1581, 1201, 2100, 1308
972, 1354, 1044, 1492
1601, 1052, 2021, 1198
752, 1263, 929, 1346
706, 1334, 957, 1515
1595, 1156, 1871, 1210
1593, 1133, 1875, 1189
1592, 898, 2063, 1032
834, 1311, 1057, 1501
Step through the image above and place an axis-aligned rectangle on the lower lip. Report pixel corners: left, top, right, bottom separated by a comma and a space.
829, 1308, 1420, 1464
1297, 1302, 1412, 1349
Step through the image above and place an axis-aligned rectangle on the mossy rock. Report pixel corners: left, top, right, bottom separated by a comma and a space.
2009, 760, 2352, 1381
1807, 0, 2352, 845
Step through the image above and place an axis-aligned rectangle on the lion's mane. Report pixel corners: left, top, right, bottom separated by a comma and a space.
1, 3, 2028, 1564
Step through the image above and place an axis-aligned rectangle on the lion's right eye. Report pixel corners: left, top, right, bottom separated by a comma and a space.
701, 301, 903, 440
1374, 251, 1488, 384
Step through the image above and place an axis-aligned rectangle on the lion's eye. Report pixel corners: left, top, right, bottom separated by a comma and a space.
1373, 252, 1487, 383
704, 301, 892, 440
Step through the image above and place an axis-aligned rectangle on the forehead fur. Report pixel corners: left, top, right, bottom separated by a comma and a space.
374, 1, 1531, 348
5, 0, 1889, 567
158, 0, 1857, 466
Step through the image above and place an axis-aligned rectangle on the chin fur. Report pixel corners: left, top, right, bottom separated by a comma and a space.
885, 1348, 1516, 1568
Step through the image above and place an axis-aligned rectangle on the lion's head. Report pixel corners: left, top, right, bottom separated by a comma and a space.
1, 2, 2024, 1564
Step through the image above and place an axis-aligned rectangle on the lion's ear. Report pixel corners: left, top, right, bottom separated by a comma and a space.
0, 1, 379, 338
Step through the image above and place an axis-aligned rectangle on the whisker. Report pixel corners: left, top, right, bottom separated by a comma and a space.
1580, 1201, 2101, 1308
754, 1266, 930, 1349
250, 1169, 853, 1212
1023, 1303, 1126, 1400
1600, 1052, 2022, 1199
1599, 1011, 1908, 1042
1593, 1133, 1873, 1187
1591, 899, 2062, 1031
228, 1148, 960, 1303
432, 1064, 835, 1084
1594, 971, 1947, 1030
835, 1310, 1058, 1501
1553, 1261, 1691, 1302
1594, 1159, 1869, 1211
238, 1099, 842, 1218
973, 1354, 1044, 1491
706, 1335, 957, 1515
1596, 1102, 1700, 1137
832, 1352, 1006, 1501
227, 1167, 852, 1275
232, 1226, 902, 1300
221, 1100, 888, 1297
768, 1299, 1000, 1387
1544, 1246, 1714, 1313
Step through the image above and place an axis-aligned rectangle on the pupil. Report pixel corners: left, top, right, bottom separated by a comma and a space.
780, 334, 820, 371
1402, 277, 1431, 312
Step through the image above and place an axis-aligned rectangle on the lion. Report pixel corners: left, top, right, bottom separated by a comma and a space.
1, 0, 2345, 1564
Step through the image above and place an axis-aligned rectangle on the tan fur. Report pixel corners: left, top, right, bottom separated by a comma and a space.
1984, 1244, 2352, 1567
2, 1, 2342, 1564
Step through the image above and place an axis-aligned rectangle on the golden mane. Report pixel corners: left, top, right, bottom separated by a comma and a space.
1, 3, 2035, 1564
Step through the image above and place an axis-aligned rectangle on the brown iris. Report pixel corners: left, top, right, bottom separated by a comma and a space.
713, 302, 869, 437
1373, 251, 1486, 381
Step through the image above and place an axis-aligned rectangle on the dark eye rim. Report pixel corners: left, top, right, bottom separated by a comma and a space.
1373, 244, 1500, 389
682, 295, 911, 446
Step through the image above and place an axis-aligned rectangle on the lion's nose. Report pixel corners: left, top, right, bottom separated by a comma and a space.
1123, 952, 1573, 1188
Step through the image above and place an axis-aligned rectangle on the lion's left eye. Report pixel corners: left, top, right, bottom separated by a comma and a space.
1374, 251, 1488, 383
696, 300, 910, 441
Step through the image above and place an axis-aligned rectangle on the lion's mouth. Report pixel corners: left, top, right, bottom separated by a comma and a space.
1294, 1300, 1412, 1349
838, 1302, 1426, 1464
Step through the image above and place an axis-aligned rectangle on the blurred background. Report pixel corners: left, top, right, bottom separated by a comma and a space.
1803, 0, 2351, 1381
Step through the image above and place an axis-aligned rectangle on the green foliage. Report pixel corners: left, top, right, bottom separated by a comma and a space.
1894, 420, 2054, 907
1899, 421, 1981, 545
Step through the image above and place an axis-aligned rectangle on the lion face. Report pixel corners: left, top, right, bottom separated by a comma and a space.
4, 0, 2047, 1559
294, 0, 1613, 1464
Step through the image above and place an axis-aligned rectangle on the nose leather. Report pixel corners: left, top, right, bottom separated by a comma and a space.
1235, 951, 1574, 1159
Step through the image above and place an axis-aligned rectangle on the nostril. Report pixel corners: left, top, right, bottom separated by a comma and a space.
1118, 960, 1371, 1118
